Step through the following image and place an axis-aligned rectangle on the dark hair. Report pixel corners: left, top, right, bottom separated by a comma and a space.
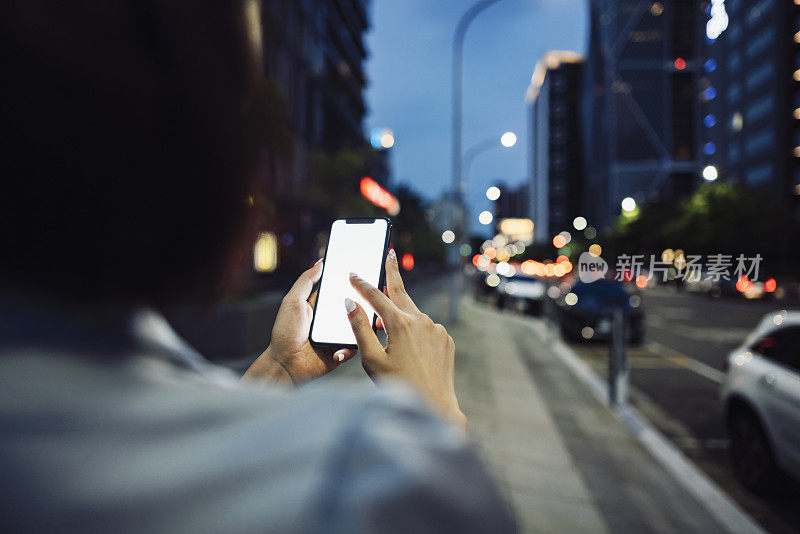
0, 1, 266, 303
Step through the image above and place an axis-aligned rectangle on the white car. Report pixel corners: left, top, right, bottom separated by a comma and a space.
721, 310, 800, 493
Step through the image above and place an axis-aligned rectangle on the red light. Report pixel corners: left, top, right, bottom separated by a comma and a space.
764, 278, 777, 293
735, 275, 753, 293
360, 177, 399, 215
556, 254, 569, 263
472, 254, 481, 267
674, 58, 686, 70
401, 253, 414, 271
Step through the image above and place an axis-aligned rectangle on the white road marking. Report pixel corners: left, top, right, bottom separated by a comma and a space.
645, 341, 726, 384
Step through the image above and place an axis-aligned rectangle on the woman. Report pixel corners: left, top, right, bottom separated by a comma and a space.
0, 2, 514, 532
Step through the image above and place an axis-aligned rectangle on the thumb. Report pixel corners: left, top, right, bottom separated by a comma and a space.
345, 298, 384, 360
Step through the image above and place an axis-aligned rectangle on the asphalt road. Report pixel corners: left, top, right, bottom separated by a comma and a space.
559, 285, 800, 534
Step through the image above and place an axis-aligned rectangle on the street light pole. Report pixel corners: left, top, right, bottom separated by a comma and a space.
449, 0, 504, 323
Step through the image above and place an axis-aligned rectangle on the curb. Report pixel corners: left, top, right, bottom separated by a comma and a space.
527, 319, 766, 534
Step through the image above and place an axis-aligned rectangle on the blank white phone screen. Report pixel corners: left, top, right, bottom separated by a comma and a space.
311, 219, 388, 346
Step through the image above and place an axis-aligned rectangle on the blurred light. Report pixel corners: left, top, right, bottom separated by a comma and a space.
370, 127, 395, 149
496, 249, 511, 263
621, 197, 636, 212
584, 227, 597, 239
794, 146, 800, 158
559, 231, 572, 244
360, 177, 400, 215
556, 255, 569, 263
253, 232, 279, 273
706, 0, 728, 40
650, 2, 663, 16
704, 59, 717, 72
492, 234, 508, 248
515, 241, 526, 254
635, 275, 648, 289
500, 131, 517, 148
573, 216, 587, 231
459, 243, 472, 257
563, 260, 573, 274
773, 312, 785, 326
581, 326, 594, 339
486, 186, 501, 201
764, 278, 777, 293
794, 69, 800, 82
703, 142, 716, 155
544, 263, 555, 277
565, 292, 578, 306
674, 249, 686, 269
547, 286, 561, 299
401, 253, 414, 271
734, 352, 752, 366
553, 234, 567, 248
629, 295, 642, 308
472, 254, 482, 267
674, 58, 686, 70
735, 275, 753, 293
702, 165, 718, 181
794, 108, 800, 120
498, 218, 534, 236
553, 263, 566, 277
703, 87, 717, 100
661, 248, 675, 263
441, 230, 455, 244
484, 246, 497, 259
496, 261, 511, 276
476, 255, 491, 270
795, 31, 800, 44
589, 244, 602, 257
703, 114, 716, 127
486, 274, 500, 287
560, 245, 572, 257
731, 112, 743, 132
479, 210, 493, 225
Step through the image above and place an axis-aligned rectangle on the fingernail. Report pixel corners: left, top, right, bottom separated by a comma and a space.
349, 272, 359, 279
388, 249, 397, 261
335, 351, 345, 362
344, 298, 356, 314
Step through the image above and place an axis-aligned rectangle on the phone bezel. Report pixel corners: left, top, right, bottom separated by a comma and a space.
309, 217, 392, 349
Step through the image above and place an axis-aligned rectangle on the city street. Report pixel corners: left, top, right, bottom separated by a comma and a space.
562, 286, 800, 534
323, 278, 766, 533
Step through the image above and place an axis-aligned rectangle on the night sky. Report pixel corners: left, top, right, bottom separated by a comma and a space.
365, 0, 587, 234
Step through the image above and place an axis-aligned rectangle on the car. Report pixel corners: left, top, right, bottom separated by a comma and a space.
496, 273, 546, 315
721, 310, 800, 493
555, 279, 644, 344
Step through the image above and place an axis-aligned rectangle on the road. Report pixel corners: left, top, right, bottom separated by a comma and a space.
558, 285, 800, 534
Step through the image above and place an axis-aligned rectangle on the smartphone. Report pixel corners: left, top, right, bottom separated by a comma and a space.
310, 218, 391, 348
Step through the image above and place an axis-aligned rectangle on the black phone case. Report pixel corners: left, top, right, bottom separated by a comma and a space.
309, 217, 392, 350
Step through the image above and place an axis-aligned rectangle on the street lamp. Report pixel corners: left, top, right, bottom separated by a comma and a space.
449, 0, 505, 323
500, 131, 517, 147
478, 210, 493, 225
702, 164, 718, 181
486, 186, 501, 201
621, 197, 637, 212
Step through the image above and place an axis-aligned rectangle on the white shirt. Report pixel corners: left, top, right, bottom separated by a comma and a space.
0, 300, 515, 533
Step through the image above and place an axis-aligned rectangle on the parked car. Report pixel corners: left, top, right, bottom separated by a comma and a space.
721, 311, 800, 493
496, 273, 546, 316
555, 279, 644, 344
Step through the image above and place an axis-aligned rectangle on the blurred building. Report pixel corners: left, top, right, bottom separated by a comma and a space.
526, 51, 585, 243
699, 0, 799, 202
252, 0, 370, 283
493, 182, 530, 222
581, 0, 699, 228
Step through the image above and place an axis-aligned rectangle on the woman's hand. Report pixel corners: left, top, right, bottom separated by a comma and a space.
242, 260, 356, 385
345, 250, 466, 430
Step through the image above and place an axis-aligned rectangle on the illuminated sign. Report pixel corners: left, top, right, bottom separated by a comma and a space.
360, 177, 400, 216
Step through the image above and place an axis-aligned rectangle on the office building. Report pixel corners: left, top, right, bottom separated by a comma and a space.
527, 51, 585, 243
581, 0, 699, 228
699, 0, 799, 203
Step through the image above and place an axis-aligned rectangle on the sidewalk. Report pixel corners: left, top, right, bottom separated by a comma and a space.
414, 285, 760, 533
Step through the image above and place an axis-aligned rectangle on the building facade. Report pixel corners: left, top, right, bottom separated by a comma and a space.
251, 0, 370, 283
699, 0, 799, 204
527, 51, 585, 243
581, 0, 700, 229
